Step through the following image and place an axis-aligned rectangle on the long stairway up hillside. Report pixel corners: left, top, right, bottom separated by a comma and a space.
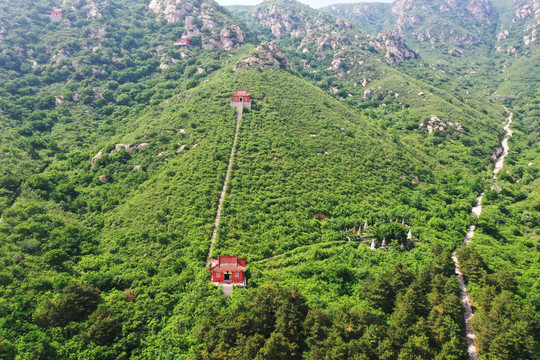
206, 104, 243, 267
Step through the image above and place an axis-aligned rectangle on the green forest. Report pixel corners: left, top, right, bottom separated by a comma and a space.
0, 0, 538, 359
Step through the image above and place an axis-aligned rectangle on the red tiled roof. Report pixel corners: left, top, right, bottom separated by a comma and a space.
211, 264, 246, 271
232, 90, 251, 96
209, 255, 246, 272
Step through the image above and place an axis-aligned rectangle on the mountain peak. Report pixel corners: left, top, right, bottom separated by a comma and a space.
252, 0, 352, 39
149, 0, 246, 50
233, 42, 293, 72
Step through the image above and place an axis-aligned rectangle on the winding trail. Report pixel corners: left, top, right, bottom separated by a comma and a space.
452, 110, 513, 360
206, 104, 243, 267
493, 112, 514, 182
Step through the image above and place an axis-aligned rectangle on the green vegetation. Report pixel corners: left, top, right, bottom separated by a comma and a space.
194, 248, 465, 360
0, 0, 538, 358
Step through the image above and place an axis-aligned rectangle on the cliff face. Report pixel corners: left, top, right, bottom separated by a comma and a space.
369, 31, 419, 65
250, 0, 417, 66
252, 0, 353, 52
148, 0, 246, 50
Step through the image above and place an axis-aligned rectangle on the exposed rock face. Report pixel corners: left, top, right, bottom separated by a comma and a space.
419, 115, 464, 134
466, 0, 491, 21
252, 0, 417, 68
369, 31, 419, 65
392, 0, 491, 24
109, 144, 136, 155
149, 0, 246, 50
494, 0, 539, 49
51, 49, 70, 64
91, 143, 150, 167
388, 0, 492, 51
233, 42, 292, 72
514, 0, 540, 21
91, 150, 103, 168
63, 0, 105, 19
252, 2, 301, 38
513, 0, 540, 46
252, 0, 352, 50
90, 27, 107, 39
149, 0, 196, 23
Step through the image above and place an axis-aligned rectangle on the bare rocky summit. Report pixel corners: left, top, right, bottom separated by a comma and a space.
149, 0, 246, 50
369, 31, 419, 65
251, 0, 417, 66
233, 42, 292, 72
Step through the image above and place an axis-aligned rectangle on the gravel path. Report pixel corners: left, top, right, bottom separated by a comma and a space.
452, 110, 513, 360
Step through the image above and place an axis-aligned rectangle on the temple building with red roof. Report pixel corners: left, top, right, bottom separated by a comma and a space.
230, 90, 252, 109
209, 255, 246, 286
50, 9, 63, 21
173, 36, 191, 48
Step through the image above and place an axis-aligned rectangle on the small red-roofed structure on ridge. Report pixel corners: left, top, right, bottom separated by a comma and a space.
230, 89, 252, 109
50, 9, 63, 21
209, 255, 247, 286
173, 36, 191, 48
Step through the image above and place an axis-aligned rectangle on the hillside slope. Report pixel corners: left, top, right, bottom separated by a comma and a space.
0, 0, 538, 358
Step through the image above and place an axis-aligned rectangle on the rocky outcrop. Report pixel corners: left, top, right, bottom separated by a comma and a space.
392, 0, 491, 24
514, 0, 540, 21
252, 0, 352, 51
202, 25, 245, 51
514, 0, 540, 46
252, 2, 304, 38
51, 49, 70, 64
90, 27, 107, 39
389, 0, 491, 51
369, 32, 419, 65
91, 143, 150, 168
62, 0, 105, 19
466, 0, 491, 21
419, 115, 464, 134
495, 1, 539, 49
149, 0, 196, 23
149, 0, 246, 50
233, 42, 292, 72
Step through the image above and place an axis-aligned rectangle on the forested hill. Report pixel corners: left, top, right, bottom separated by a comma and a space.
0, 0, 538, 359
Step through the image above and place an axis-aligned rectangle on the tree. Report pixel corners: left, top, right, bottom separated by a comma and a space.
43, 249, 69, 269
375, 223, 408, 245
87, 306, 122, 346
34, 283, 100, 327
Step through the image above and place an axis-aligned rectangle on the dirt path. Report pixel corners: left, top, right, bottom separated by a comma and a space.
222, 284, 233, 297
206, 104, 243, 267
493, 112, 513, 181
452, 110, 513, 360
